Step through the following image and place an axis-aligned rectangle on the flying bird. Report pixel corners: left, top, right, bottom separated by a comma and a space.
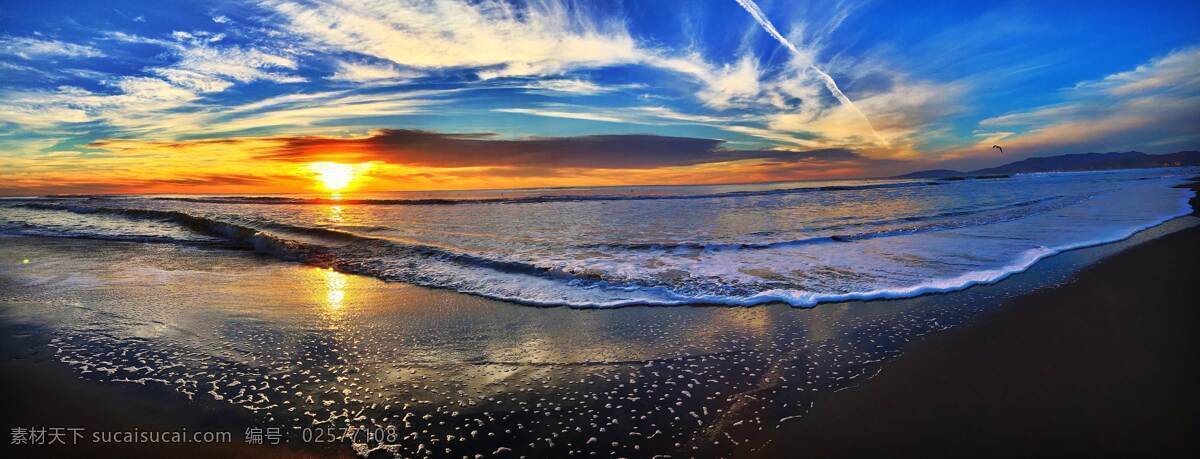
992, 145, 1004, 153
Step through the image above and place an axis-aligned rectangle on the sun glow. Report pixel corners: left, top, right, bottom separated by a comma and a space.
309, 162, 354, 190
308, 162, 370, 192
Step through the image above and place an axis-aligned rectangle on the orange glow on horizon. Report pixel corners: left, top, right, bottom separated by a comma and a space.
0, 133, 895, 196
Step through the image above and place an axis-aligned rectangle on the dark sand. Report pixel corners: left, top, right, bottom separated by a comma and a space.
0, 321, 355, 458
1180, 177, 1200, 216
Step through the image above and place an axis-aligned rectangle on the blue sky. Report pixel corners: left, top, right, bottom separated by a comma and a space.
1, 0, 1198, 193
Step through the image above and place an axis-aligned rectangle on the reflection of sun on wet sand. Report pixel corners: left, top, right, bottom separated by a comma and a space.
318, 268, 349, 325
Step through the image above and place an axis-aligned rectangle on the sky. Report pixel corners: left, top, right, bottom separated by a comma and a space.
1, 0, 1198, 195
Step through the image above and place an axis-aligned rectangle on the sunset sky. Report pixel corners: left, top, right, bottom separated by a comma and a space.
1, 0, 1198, 195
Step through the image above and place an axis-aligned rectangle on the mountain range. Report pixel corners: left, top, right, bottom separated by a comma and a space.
893, 151, 1200, 179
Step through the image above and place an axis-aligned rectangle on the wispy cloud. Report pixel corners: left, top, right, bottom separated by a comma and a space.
493, 108, 627, 124
522, 79, 631, 95
328, 60, 418, 82
1, 29, 309, 133
733, 0, 883, 145
158, 31, 305, 88
261, 0, 641, 78
656, 54, 763, 109
0, 35, 106, 60
968, 47, 1200, 157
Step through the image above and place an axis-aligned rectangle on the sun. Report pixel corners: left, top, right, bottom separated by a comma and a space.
307, 162, 364, 191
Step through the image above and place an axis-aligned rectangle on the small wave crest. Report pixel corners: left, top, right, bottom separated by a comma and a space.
580, 195, 1073, 252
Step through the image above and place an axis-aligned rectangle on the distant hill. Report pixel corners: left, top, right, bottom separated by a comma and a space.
893, 151, 1200, 179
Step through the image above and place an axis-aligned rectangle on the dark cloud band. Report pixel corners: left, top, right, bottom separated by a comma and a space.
262, 129, 865, 169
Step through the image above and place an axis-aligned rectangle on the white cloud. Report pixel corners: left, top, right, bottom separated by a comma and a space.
1, 31, 306, 132
170, 43, 304, 85
103, 31, 173, 47
262, 0, 641, 78
524, 79, 607, 95
769, 79, 964, 153
493, 108, 626, 124
0, 76, 201, 129
0, 99, 92, 127
978, 104, 1079, 128
329, 61, 417, 82
202, 90, 443, 134
134, 87, 455, 137
634, 106, 753, 125
720, 124, 823, 148
657, 54, 763, 109
0, 35, 105, 60
1074, 47, 1200, 97
105, 30, 304, 90
0, 29, 313, 130
152, 68, 236, 93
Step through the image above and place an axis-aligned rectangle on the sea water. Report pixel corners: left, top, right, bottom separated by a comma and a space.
1, 168, 1195, 307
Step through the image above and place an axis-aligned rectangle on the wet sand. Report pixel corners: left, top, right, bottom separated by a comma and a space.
0, 320, 354, 458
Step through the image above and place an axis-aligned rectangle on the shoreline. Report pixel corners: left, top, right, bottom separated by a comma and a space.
759, 224, 1198, 457
758, 177, 1199, 457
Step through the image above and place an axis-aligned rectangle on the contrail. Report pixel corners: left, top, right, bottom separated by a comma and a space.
734, 0, 886, 145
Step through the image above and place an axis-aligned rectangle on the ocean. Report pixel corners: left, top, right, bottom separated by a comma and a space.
2, 168, 1195, 307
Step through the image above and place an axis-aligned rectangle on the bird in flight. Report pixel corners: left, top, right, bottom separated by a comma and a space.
992, 145, 1004, 153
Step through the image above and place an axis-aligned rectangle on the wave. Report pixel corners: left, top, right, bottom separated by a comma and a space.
146, 181, 943, 206
582, 195, 1073, 251
10, 202, 576, 282
12, 203, 343, 265
725, 200, 1193, 308
15, 202, 360, 242
0, 225, 217, 246
5, 178, 1193, 309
